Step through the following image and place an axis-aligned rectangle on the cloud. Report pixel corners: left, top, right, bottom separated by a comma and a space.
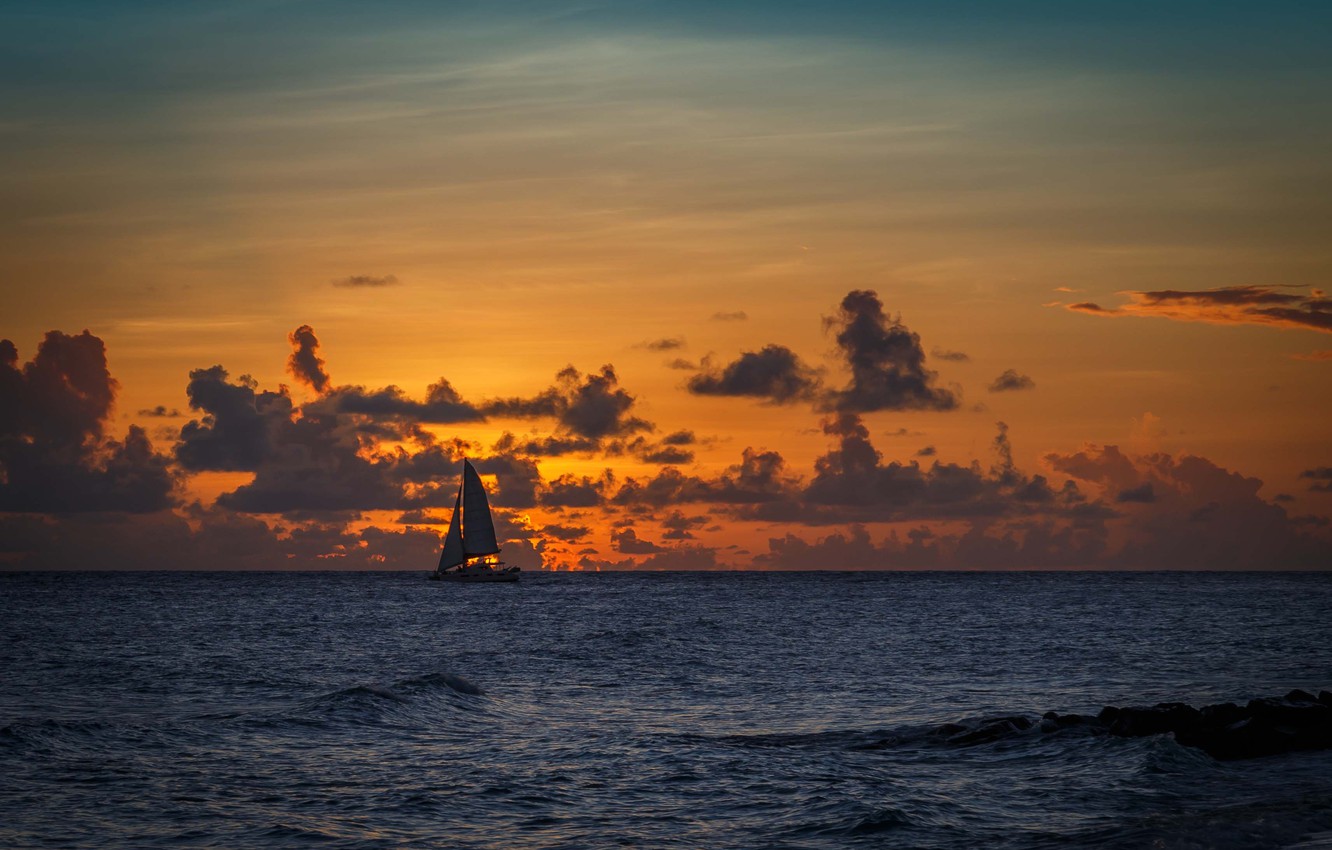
1291, 350, 1332, 361
612, 447, 799, 508
1300, 467, 1332, 493
639, 337, 685, 351
322, 379, 483, 424
332, 274, 399, 288
665, 358, 698, 371
541, 522, 591, 542
177, 366, 294, 471
1046, 445, 1330, 568
0, 331, 176, 513
0, 507, 449, 570
797, 414, 1067, 522
483, 365, 652, 442
1068, 286, 1332, 334
138, 405, 182, 417
686, 345, 821, 404
660, 510, 708, 540
1116, 482, 1156, 503
612, 527, 667, 554
711, 311, 748, 322
931, 348, 970, 362
287, 324, 331, 393
988, 369, 1035, 392
540, 472, 613, 508
823, 290, 959, 412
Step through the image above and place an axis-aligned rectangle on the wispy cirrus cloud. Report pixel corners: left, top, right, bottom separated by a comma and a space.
1065, 286, 1331, 334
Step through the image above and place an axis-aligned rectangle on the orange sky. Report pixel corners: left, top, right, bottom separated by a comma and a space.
1, 3, 1329, 570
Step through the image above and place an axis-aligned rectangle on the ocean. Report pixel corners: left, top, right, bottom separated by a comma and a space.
2, 570, 1331, 849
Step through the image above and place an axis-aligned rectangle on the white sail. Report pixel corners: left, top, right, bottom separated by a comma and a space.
437, 492, 465, 571
460, 459, 500, 557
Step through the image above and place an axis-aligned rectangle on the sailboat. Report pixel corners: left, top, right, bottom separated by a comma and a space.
429, 459, 521, 583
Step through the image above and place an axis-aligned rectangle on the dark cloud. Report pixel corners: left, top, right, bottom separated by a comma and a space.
823, 290, 959, 412
1300, 467, 1332, 492
138, 405, 182, 418
640, 337, 685, 351
661, 510, 708, 540
1067, 285, 1332, 334
792, 414, 1086, 525
711, 311, 748, 322
540, 472, 612, 508
638, 445, 694, 464
931, 348, 970, 362
333, 274, 399, 288
287, 324, 331, 393
322, 379, 483, 424
483, 365, 652, 442
916, 445, 937, 457
665, 358, 698, 371
661, 430, 696, 446
1116, 482, 1156, 503
1046, 445, 1330, 568
0, 507, 449, 570
177, 366, 293, 471
541, 522, 591, 542
989, 369, 1035, 393
0, 331, 176, 513
612, 447, 799, 508
612, 527, 667, 554
686, 345, 821, 404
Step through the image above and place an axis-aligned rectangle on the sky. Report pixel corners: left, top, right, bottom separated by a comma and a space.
2, 0, 1330, 570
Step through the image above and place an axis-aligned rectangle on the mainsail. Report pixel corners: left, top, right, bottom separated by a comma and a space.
460, 460, 500, 557
436, 460, 500, 571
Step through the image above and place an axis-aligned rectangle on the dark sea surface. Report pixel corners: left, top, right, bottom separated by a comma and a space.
3, 571, 1332, 849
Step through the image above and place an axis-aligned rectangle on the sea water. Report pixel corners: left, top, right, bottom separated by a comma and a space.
2, 571, 1331, 849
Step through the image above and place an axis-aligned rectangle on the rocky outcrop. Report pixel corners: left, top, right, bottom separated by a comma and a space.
1054, 689, 1332, 760
927, 689, 1332, 761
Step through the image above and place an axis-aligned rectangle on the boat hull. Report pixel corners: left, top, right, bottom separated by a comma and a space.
429, 567, 521, 583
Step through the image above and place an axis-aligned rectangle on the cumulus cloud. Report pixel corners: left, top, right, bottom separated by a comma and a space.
0, 331, 176, 513
1067, 285, 1332, 334
287, 324, 331, 393
322, 379, 483, 424
1046, 445, 1329, 568
483, 365, 651, 443
612, 447, 799, 508
686, 345, 821, 404
989, 369, 1035, 392
823, 290, 959, 412
612, 527, 667, 554
177, 366, 294, 471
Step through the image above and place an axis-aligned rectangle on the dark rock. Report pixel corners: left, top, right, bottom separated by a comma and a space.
1199, 702, 1244, 727
948, 716, 1031, 746
1097, 706, 1121, 726
1320, 691, 1332, 708
1245, 697, 1331, 728
1285, 688, 1317, 703
1107, 703, 1200, 737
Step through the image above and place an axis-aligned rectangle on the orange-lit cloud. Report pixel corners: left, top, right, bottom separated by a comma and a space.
1067, 286, 1332, 333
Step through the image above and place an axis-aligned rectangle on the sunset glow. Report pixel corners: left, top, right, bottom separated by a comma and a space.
2, 2, 1329, 570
